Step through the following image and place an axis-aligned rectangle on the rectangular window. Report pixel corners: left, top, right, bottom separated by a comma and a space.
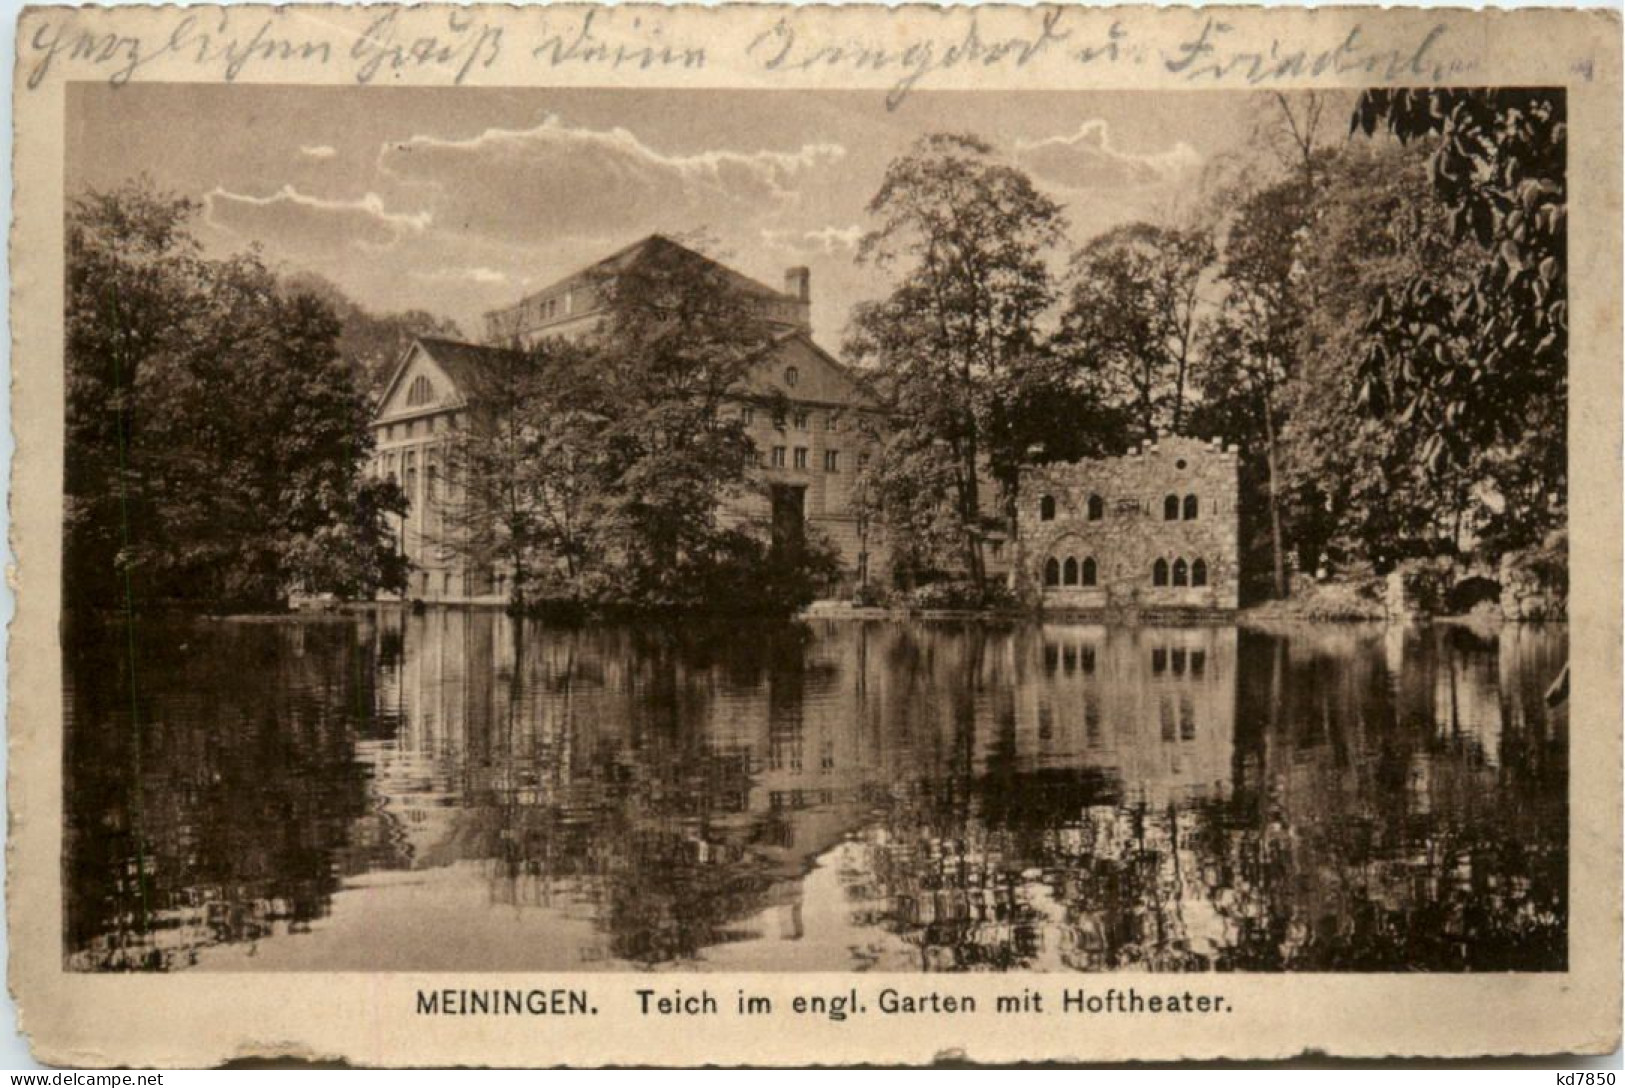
824, 449, 840, 473
794, 410, 809, 430
857, 453, 870, 471
741, 406, 754, 425
825, 414, 837, 431
773, 411, 787, 430
793, 447, 808, 470
771, 446, 787, 468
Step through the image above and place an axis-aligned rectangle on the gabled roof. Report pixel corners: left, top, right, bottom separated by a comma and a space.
732, 329, 880, 410
412, 337, 525, 393
374, 336, 525, 416
486, 233, 797, 324
791, 331, 882, 406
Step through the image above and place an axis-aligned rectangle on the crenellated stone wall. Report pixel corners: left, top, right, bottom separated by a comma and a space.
1015, 434, 1241, 613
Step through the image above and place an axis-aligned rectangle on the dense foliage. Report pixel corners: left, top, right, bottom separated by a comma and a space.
1350, 88, 1567, 556
1057, 223, 1216, 437
852, 91, 1565, 605
444, 239, 839, 617
65, 180, 407, 613
75, 87, 1567, 617
846, 134, 1073, 596
281, 270, 464, 396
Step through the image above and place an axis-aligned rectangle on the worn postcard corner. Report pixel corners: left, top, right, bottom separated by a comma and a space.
7, 1, 1621, 1068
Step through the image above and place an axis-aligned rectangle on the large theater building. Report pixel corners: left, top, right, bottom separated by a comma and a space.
368, 236, 884, 602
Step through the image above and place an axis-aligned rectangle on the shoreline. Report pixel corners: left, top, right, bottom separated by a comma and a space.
107, 598, 1564, 628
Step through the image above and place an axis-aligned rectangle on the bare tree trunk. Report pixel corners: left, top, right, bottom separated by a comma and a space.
961, 433, 986, 597
1263, 388, 1287, 599
511, 550, 527, 615
1172, 358, 1187, 434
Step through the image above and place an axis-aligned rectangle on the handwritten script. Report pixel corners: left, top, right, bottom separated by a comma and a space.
21, 6, 1481, 99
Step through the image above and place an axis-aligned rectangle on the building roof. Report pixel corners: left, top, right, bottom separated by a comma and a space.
412, 337, 525, 391
374, 336, 526, 416
733, 329, 880, 409
484, 233, 798, 327
373, 327, 878, 425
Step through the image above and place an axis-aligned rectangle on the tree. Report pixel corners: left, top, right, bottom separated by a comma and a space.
1283, 140, 1486, 567
582, 237, 776, 610
1200, 179, 1312, 598
441, 339, 573, 612
436, 237, 839, 617
281, 271, 463, 397
65, 180, 204, 612
1350, 88, 1566, 556
1057, 223, 1216, 438
514, 234, 847, 616
65, 179, 406, 612
849, 427, 969, 588
847, 134, 1066, 596
1254, 91, 1349, 193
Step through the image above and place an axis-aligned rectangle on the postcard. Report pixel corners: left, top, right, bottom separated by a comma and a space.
9, 3, 1620, 1067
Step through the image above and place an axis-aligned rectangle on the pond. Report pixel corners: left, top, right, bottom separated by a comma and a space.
63, 611, 1568, 972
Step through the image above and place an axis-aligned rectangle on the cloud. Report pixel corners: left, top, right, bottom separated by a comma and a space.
1014, 120, 1201, 190
299, 144, 338, 160
377, 114, 846, 241
204, 185, 431, 253
761, 224, 865, 256
410, 265, 511, 286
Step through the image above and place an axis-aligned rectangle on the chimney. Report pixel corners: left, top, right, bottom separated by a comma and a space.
784, 266, 811, 303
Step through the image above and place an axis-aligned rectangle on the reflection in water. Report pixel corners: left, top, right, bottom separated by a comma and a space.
64, 613, 1567, 972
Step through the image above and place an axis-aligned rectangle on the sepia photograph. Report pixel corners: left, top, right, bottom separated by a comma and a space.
9, 1, 1619, 1068
59, 80, 1570, 975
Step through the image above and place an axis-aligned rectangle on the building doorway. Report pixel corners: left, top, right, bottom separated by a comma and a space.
770, 484, 807, 555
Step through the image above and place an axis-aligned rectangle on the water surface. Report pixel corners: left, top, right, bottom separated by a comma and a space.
64, 612, 1567, 972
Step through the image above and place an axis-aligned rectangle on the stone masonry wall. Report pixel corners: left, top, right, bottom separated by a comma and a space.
1015, 434, 1240, 612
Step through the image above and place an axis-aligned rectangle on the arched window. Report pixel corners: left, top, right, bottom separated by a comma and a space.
1173, 558, 1189, 586
1164, 494, 1180, 521
405, 467, 418, 508
1153, 558, 1169, 586
1040, 494, 1056, 522
1063, 557, 1079, 586
426, 464, 437, 501
1184, 494, 1199, 520
1043, 557, 1060, 587
1082, 557, 1097, 586
406, 375, 434, 407
1087, 494, 1104, 521
1192, 558, 1208, 586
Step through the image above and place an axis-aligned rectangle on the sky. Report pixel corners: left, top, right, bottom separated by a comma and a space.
67, 85, 1267, 349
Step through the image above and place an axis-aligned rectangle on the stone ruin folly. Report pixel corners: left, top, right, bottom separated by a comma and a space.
1015, 434, 1241, 613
